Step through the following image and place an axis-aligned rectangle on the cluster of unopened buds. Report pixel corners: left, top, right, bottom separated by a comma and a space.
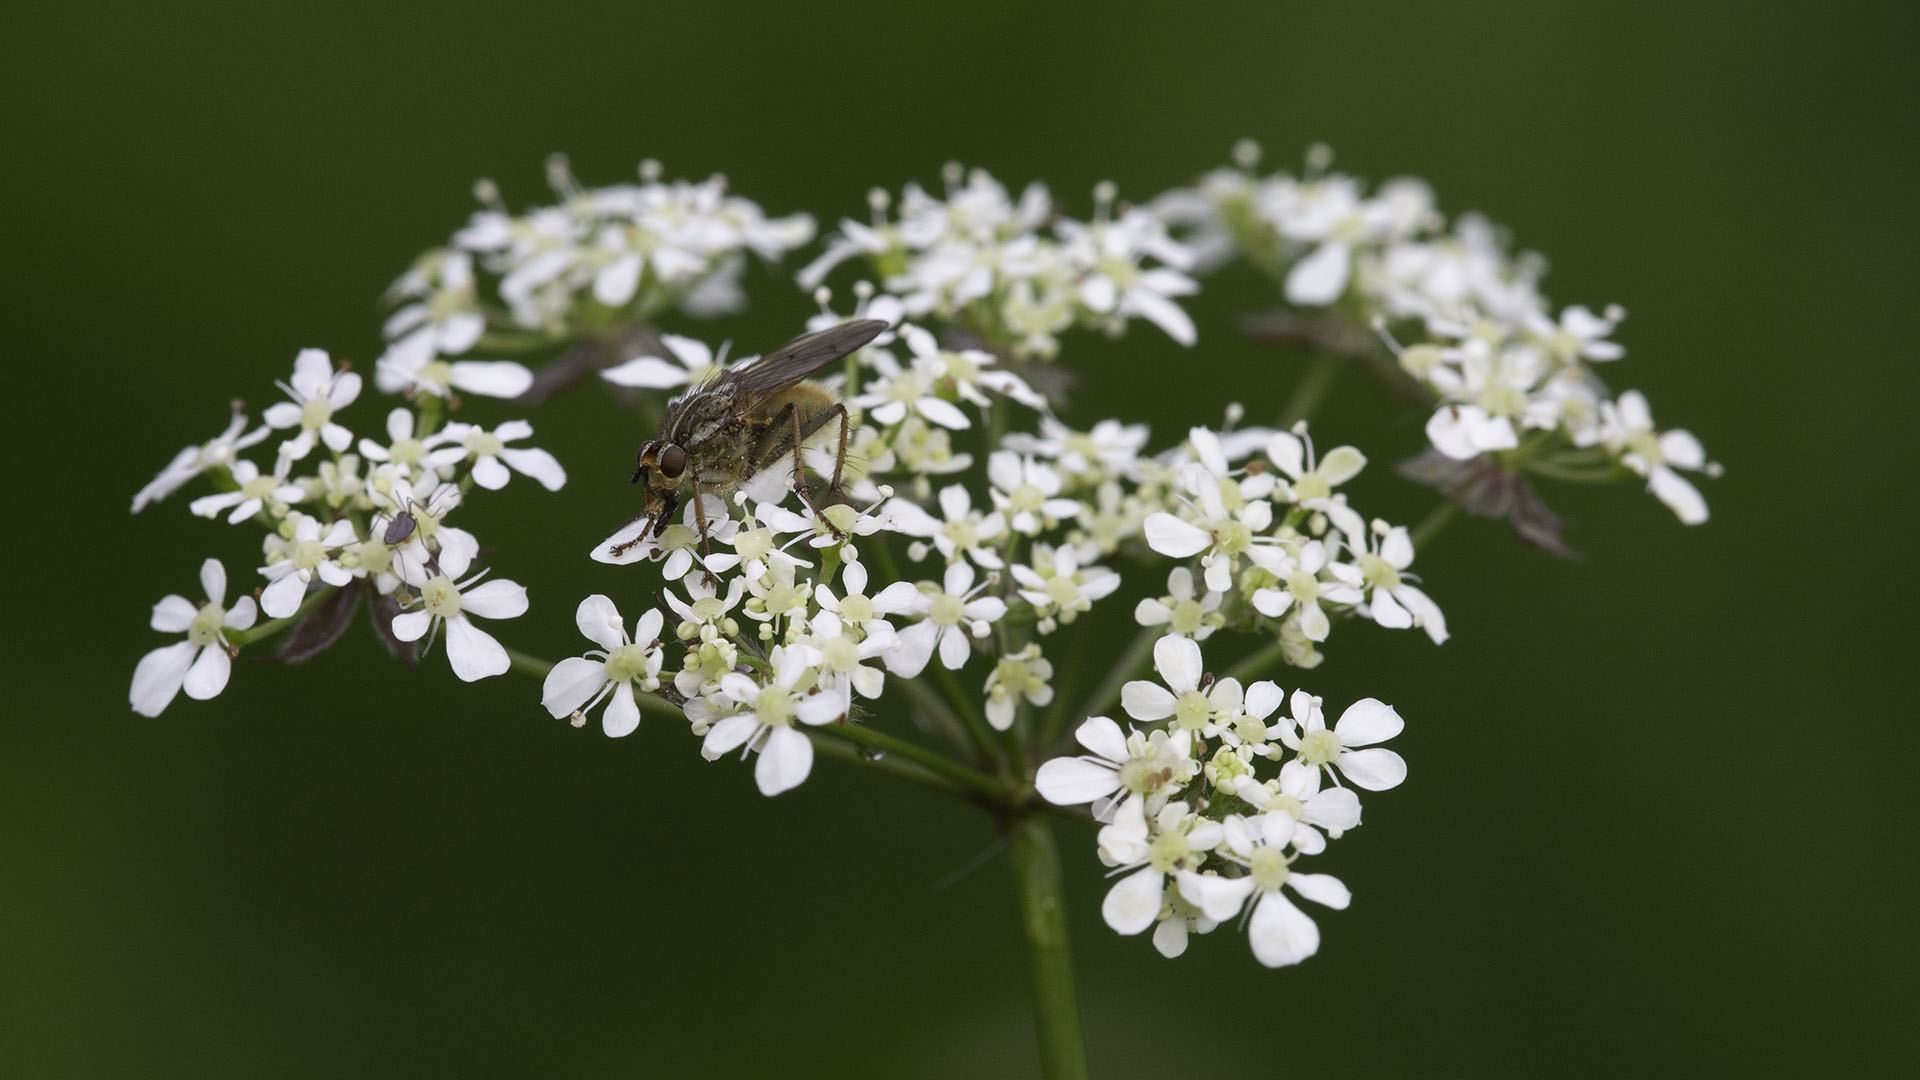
131, 146, 1714, 971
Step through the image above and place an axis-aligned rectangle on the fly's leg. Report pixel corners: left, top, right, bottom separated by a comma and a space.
691, 476, 718, 586
785, 403, 851, 540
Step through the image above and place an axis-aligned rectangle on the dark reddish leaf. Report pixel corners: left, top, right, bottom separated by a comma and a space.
368, 590, 420, 669
1397, 450, 1576, 559
270, 580, 363, 663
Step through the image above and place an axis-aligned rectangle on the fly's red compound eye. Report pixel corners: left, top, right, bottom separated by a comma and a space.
658, 444, 688, 479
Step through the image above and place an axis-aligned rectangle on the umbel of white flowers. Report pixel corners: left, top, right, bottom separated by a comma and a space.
128, 147, 1715, 971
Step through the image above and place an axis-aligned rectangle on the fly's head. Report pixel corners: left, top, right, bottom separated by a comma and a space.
631, 438, 689, 537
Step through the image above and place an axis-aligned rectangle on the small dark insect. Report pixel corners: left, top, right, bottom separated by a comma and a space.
611, 318, 888, 557
382, 509, 417, 547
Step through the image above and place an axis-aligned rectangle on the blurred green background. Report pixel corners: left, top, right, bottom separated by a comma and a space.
5, 2, 1913, 1076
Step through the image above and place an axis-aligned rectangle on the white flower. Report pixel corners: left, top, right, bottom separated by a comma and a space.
1248, 538, 1365, 643
1346, 522, 1447, 644
1132, 566, 1223, 641
876, 561, 1005, 677
983, 643, 1053, 731
263, 348, 362, 461
258, 512, 359, 617
848, 344, 973, 430
356, 407, 455, 482
1423, 339, 1553, 461
382, 250, 487, 358
374, 331, 534, 400
1011, 544, 1120, 631
1602, 390, 1717, 525
1095, 800, 1222, 936
1121, 635, 1244, 735
812, 559, 899, 642
541, 595, 665, 737
130, 559, 258, 717
390, 542, 528, 682
131, 411, 271, 513
1278, 692, 1408, 792
1265, 425, 1365, 511
432, 419, 567, 491
1033, 715, 1195, 819
884, 484, 1007, 569
599, 333, 729, 391
187, 455, 304, 524
1180, 815, 1352, 968
1002, 416, 1149, 481
593, 493, 733, 572
897, 323, 1046, 411
1527, 303, 1625, 364
696, 648, 845, 796
1233, 770, 1362, 855
793, 610, 893, 709
987, 451, 1081, 536
1058, 208, 1200, 345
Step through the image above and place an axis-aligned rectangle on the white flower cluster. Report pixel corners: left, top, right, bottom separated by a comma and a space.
129, 347, 564, 714
800, 164, 1201, 359
376, 156, 816, 400
1035, 635, 1404, 968
1153, 142, 1720, 524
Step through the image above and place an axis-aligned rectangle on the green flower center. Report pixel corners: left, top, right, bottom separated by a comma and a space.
929, 592, 966, 626
1045, 576, 1079, 608
1293, 473, 1330, 501
1148, 829, 1192, 873
1286, 569, 1320, 602
291, 539, 327, 571
1215, 520, 1252, 556
1298, 729, 1342, 766
754, 686, 794, 727
1011, 483, 1046, 512
823, 636, 861, 673
299, 397, 333, 431
734, 527, 774, 564
421, 575, 461, 618
389, 437, 426, 465
1249, 846, 1290, 891
836, 593, 873, 624
604, 643, 651, 683
1174, 690, 1213, 731
469, 431, 504, 458
1169, 597, 1205, 635
1358, 553, 1400, 591
187, 602, 226, 647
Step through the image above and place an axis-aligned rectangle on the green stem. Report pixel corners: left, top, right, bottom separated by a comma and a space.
1277, 352, 1344, 427
823, 721, 1008, 805
933, 659, 1002, 771
1003, 815, 1088, 1080
805, 731, 974, 801
1410, 501, 1458, 551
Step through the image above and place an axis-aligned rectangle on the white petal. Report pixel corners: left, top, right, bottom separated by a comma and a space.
602, 683, 641, 738
1650, 466, 1709, 525
499, 447, 567, 491
937, 625, 972, 669
542, 657, 609, 718
574, 594, 626, 651
389, 609, 433, 642
915, 397, 973, 431
1071, 715, 1126, 762
1369, 588, 1413, 630
1288, 871, 1352, 910
1248, 892, 1320, 967
755, 726, 814, 795
1152, 917, 1190, 958
471, 455, 511, 490
1334, 698, 1403, 745
182, 644, 231, 700
1121, 681, 1177, 721
1177, 870, 1256, 923
151, 594, 197, 633
594, 254, 643, 306
461, 580, 528, 620
1317, 445, 1366, 485
704, 713, 760, 756
199, 558, 227, 606
1284, 241, 1351, 306
1303, 787, 1362, 832
444, 614, 510, 681
1033, 757, 1121, 806
883, 620, 937, 678
449, 361, 534, 399
1101, 866, 1163, 935
1143, 513, 1209, 558
1337, 743, 1407, 790
1246, 680, 1285, 720
601, 355, 694, 389
1126, 286, 1197, 346
1153, 635, 1203, 694
130, 641, 197, 716
259, 572, 308, 618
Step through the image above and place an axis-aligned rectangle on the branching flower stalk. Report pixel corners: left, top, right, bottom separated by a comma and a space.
128, 147, 1718, 1079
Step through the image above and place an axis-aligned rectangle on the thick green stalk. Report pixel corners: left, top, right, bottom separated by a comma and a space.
1410, 501, 1458, 551
1003, 815, 1088, 1080
1277, 352, 1344, 427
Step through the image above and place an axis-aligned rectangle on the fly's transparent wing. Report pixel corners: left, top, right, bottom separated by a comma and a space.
712, 319, 888, 412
